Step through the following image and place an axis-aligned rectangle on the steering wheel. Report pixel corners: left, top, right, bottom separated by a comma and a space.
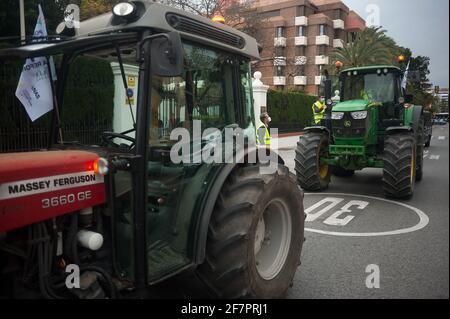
101, 131, 136, 150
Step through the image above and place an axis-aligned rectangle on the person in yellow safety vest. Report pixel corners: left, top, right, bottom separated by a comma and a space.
256, 112, 271, 147
312, 96, 327, 125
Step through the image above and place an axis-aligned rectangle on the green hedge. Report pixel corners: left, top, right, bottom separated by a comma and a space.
0, 56, 114, 151
267, 90, 317, 132
0, 56, 114, 129
62, 56, 114, 124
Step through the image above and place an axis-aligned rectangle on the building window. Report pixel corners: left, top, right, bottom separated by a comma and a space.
297, 5, 305, 16
296, 46, 306, 56
334, 9, 342, 20
319, 24, 326, 36
317, 45, 326, 56
296, 65, 306, 76
276, 26, 285, 38
260, 9, 280, 19
297, 26, 307, 37
334, 29, 340, 39
275, 46, 285, 57
275, 66, 285, 76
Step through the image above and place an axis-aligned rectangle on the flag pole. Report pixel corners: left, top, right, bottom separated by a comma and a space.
19, 0, 26, 43
46, 56, 64, 144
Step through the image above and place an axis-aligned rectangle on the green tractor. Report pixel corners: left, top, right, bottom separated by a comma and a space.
295, 65, 424, 198
0, 1, 304, 298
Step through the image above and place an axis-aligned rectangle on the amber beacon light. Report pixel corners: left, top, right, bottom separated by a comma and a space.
212, 15, 225, 24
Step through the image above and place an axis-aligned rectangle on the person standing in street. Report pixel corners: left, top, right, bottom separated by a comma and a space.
312, 96, 327, 125
256, 112, 271, 148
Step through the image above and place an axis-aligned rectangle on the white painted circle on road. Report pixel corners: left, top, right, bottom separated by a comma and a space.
304, 193, 429, 237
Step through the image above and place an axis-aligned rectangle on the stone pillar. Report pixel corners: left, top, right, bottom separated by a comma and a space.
111, 62, 139, 137
252, 71, 270, 125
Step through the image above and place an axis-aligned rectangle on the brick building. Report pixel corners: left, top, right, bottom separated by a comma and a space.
252, 0, 365, 94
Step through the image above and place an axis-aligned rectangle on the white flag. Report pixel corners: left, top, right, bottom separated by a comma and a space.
401, 60, 410, 90
15, 5, 56, 122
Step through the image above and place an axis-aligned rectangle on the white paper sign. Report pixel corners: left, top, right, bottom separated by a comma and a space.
15, 5, 56, 122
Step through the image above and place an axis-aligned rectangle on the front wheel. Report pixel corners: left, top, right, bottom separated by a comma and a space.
383, 133, 416, 198
196, 164, 305, 298
295, 132, 331, 191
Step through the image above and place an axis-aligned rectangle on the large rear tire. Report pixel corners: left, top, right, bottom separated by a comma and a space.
416, 115, 425, 182
382, 133, 416, 199
424, 135, 431, 148
197, 164, 305, 298
295, 132, 331, 191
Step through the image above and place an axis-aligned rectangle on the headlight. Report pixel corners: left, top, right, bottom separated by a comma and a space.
332, 112, 344, 120
351, 111, 368, 120
113, 3, 136, 17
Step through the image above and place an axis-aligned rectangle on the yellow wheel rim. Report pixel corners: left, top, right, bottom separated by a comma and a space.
410, 152, 415, 184
319, 164, 329, 179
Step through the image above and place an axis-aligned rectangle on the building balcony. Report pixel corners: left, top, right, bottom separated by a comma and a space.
315, 35, 330, 46
295, 36, 308, 46
315, 76, 323, 85
295, 16, 308, 26
294, 76, 307, 86
274, 37, 286, 47
315, 55, 329, 65
273, 57, 287, 66
273, 76, 286, 86
295, 56, 307, 65
333, 19, 345, 29
333, 39, 344, 48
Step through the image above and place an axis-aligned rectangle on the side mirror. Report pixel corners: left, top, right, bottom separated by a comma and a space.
405, 94, 413, 104
150, 31, 184, 77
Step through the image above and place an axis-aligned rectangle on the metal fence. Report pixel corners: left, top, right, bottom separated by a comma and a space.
0, 118, 112, 153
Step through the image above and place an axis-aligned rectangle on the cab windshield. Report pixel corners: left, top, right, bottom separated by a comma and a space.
341, 72, 396, 103
0, 41, 138, 153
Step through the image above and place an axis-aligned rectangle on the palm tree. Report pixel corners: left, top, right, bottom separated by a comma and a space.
331, 27, 399, 68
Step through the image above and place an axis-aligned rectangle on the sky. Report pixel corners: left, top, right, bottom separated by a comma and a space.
343, 0, 449, 88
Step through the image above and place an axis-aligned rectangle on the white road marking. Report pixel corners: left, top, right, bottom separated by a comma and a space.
429, 155, 440, 160
438, 136, 446, 140
304, 193, 429, 237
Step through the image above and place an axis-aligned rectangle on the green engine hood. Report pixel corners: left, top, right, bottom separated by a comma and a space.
333, 100, 370, 112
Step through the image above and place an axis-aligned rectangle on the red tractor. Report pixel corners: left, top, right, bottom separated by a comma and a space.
0, 1, 305, 299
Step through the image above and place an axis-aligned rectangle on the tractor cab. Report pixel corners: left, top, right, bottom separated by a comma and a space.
333, 65, 407, 145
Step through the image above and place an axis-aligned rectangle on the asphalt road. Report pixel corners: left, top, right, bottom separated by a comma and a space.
279, 124, 449, 299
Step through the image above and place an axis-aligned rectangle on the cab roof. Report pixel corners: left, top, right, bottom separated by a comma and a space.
341, 65, 402, 73
77, 0, 260, 60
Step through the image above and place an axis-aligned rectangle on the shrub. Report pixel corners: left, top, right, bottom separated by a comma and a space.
267, 89, 317, 132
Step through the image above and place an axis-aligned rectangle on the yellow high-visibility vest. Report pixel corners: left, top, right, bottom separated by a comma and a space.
312, 101, 325, 124
256, 122, 271, 146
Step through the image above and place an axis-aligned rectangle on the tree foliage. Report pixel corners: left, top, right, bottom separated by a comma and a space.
0, 0, 70, 38
79, 0, 123, 20
163, 0, 267, 45
331, 27, 399, 68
